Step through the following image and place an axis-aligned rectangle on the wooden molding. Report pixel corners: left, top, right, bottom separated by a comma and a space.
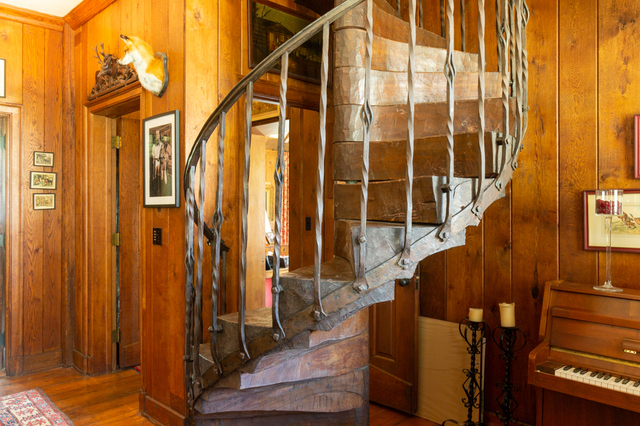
0, 3, 64, 32
64, 0, 118, 30
141, 394, 187, 426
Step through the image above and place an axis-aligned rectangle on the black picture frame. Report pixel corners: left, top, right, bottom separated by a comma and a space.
248, 0, 323, 84
33, 151, 54, 167
143, 110, 180, 208
30, 171, 57, 190
33, 193, 55, 210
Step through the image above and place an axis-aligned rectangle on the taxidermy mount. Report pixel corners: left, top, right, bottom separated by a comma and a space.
118, 34, 169, 97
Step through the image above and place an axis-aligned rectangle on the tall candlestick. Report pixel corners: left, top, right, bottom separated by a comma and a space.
469, 308, 483, 322
499, 303, 515, 327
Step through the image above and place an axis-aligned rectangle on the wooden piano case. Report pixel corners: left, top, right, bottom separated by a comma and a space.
529, 280, 640, 426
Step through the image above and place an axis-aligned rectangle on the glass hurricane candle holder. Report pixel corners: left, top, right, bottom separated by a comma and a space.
594, 189, 624, 292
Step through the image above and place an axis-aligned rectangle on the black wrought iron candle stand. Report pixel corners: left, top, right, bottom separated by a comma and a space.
442, 318, 488, 426
491, 326, 527, 426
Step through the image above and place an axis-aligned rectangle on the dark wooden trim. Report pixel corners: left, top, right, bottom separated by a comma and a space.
7, 350, 63, 375
142, 394, 188, 426
0, 4, 65, 32
64, 0, 118, 30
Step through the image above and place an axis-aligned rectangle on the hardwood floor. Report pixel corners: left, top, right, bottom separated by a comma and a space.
370, 403, 440, 426
0, 367, 152, 425
0, 367, 438, 426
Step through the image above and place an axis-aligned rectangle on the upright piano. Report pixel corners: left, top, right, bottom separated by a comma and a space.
529, 280, 640, 426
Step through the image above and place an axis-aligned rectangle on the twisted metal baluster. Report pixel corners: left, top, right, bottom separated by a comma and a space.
399, 0, 416, 270
438, 0, 456, 242
193, 140, 206, 390
313, 24, 330, 320
496, 0, 502, 72
418, 0, 423, 28
184, 166, 196, 407
520, 0, 529, 144
440, 0, 445, 37
397, 0, 401, 17
272, 54, 288, 338
209, 112, 226, 376
460, 0, 466, 52
495, 0, 510, 191
353, 0, 373, 294
473, 0, 486, 217
512, 0, 523, 167
239, 83, 253, 362
509, 1, 516, 95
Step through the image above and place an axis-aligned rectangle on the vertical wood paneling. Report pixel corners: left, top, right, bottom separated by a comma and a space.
288, 107, 303, 271
247, 134, 266, 310
22, 24, 45, 357
559, 0, 598, 284
0, 20, 23, 105
42, 29, 63, 354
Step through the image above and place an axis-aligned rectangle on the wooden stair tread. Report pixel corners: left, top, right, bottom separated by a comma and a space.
335, 69, 501, 107
335, 31, 478, 73
216, 307, 273, 360
218, 306, 272, 328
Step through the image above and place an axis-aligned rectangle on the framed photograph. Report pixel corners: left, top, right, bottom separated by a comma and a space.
248, 0, 323, 84
30, 171, 57, 190
635, 115, 640, 179
33, 193, 55, 210
584, 189, 640, 253
143, 110, 180, 208
34, 151, 54, 167
0, 58, 5, 98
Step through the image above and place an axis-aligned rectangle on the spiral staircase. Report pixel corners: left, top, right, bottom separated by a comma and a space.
183, 0, 529, 424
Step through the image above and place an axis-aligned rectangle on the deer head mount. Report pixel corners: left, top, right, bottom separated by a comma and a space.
88, 43, 138, 100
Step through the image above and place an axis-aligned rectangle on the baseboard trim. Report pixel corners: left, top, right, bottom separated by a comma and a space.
141, 393, 188, 426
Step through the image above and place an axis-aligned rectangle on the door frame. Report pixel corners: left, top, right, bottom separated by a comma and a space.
75, 84, 145, 376
0, 104, 22, 374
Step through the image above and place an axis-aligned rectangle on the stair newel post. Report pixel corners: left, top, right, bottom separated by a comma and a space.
353, 0, 373, 294
438, 0, 456, 242
184, 165, 197, 407
239, 83, 253, 362
495, 0, 510, 190
473, 0, 486, 218
399, 0, 417, 269
210, 112, 226, 376
313, 24, 330, 321
272, 53, 289, 338
193, 140, 207, 391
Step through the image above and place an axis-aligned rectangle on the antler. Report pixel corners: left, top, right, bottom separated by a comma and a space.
92, 45, 103, 65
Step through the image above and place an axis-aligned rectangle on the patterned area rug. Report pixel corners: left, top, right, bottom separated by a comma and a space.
0, 389, 73, 425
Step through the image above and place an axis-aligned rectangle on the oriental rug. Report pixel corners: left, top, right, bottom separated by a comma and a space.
0, 389, 73, 426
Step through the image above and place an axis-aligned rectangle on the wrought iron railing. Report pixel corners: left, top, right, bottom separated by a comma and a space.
183, 0, 529, 412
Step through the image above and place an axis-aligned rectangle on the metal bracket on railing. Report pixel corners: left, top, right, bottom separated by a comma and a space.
438, 184, 453, 242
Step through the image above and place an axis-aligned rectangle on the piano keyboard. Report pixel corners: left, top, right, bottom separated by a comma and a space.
549, 364, 640, 395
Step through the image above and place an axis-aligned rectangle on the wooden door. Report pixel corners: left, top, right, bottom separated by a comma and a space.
369, 276, 420, 413
117, 116, 141, 368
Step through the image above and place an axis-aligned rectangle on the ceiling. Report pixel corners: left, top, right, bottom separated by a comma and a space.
5, 0, 83, 17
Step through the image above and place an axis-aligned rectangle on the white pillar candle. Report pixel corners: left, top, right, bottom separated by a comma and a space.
499, 302, 516, 327
469, 308, 483, 322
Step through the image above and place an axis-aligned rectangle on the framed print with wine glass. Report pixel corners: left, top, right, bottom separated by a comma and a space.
584, 189, 640, 253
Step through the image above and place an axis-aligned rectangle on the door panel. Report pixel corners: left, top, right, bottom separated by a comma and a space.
118, 117, 141, 368
369, 276, 419, 413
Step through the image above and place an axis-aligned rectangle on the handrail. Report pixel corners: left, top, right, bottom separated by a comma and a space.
183, 0, 366, 241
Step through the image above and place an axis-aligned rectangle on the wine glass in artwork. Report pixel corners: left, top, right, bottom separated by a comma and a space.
594, 189, 624, 292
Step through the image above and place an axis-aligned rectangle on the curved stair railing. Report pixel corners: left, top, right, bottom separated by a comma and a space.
183, 0, 529, 417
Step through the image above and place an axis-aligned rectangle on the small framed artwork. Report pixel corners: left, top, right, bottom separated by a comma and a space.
34, 151, 54, 167
0, 58, 5, 98
635, 115, 640, 179
143, 110, 180, 207
248, 0, 323, 84
30, 171, 57, 190
33, 193, 55, 210
584, 189, 640, 253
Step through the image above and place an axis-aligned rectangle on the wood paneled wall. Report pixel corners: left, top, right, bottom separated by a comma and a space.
420, 0, 640, 424
71, 0, 186, 424
0, 9, 75, 376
